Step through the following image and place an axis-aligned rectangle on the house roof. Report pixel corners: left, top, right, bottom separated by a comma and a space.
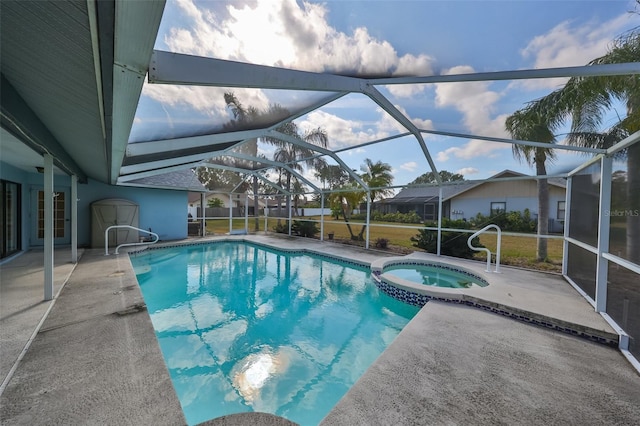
122, 169, 207, 192
388, 170, 567, 203
388, 181, 478, 203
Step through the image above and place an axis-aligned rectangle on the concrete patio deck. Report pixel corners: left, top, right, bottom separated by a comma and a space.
1, 235, 638, 425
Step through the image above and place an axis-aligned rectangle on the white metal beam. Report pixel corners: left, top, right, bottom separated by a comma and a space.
198, 163, 290, 195
369, 62, 640, 85
118, 161, 202, 182
228, 152, 320, 192
125, 129, 264, 157
562, 177, 572, 276
363, 85, 441, 184
606, 130, 640, 157
595, 156, 613, 312
252, 171, 289, 195
149, 50, 362, 92
420, 128, 607, 154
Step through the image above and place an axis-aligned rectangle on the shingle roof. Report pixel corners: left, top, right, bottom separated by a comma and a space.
390, 181, 478, 203
387, 169, 566, 204
126, 169, 207, 191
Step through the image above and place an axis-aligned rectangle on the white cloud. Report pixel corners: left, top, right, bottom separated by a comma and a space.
166, 0, 434, 76
378, 105, 435, 134
435, 65, 508, 138
517, 13, 634, 90
387, 54, 436, 98
431, 65, 510, 161
297, 110, 386, 149
400, 161, 418, 172
456, 167, 479, 176
437, 139, 508, 162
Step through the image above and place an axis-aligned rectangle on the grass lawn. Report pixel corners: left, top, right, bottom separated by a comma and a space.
204, 216, 563, 272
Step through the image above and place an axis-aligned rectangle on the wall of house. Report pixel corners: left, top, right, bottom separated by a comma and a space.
1, 161, 189, 250
77, 179, 188, 246
449, 180, 566, 224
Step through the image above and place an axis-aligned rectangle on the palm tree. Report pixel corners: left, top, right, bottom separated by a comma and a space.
327, 184, 367, 240
222, 94, 330, 230
223, 93, 261, 231
508, 28, 640, 262
291, 179, 307, 216
359, 158, 394, 215
269, 124, 328, 223
505, 110, 557, 262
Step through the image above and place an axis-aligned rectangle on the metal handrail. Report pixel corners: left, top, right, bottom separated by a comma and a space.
468, 224, 501, 273
105, 225, 159, 255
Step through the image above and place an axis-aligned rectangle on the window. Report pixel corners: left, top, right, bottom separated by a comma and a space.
1, 180, 21, 259
490, 202, 506, 216
424, 203, 436, 221
37, 191, 65, 239
557, 201, 566, 220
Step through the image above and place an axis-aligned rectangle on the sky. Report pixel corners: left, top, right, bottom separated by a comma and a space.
131, 0, 640, 190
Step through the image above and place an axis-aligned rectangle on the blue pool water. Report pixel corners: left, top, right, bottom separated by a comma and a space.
385, 265, 488, 288
130, 242, 419, 425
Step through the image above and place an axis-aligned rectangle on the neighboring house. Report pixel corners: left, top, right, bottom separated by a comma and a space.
188, 192, 266, 218
375, 181, 476, 221
377, 170, 567, 232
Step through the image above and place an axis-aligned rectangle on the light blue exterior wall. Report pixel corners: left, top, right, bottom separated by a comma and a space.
1, 161, 189, 249
448, 183, 566, 232
449, 192, 565, 220
77, 180, 188, 245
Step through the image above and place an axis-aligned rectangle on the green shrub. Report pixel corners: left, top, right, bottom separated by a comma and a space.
351, 211, 422, 224
273, 222, 288, 234
411, 218, 482, 259
291, 220, 319, 238
374, 238, 389, 249
470, 209, 536, 233
207, 197, 224, 208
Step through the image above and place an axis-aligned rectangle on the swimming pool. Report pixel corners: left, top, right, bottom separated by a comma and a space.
130, 241, 419, 425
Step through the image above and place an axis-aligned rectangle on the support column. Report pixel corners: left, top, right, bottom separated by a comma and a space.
244, 194, 249, 232
288, 195, 292, 236
229, 193, 233, 234
200, 192, 205, 236
562, 177, 572, 276
365, 193, 370, 249
44, 154, 54, 301
595, 156, 613, 312
71, 175, 78, 263
437, 187, 443, 256
320, 192, 325, 242
264, 203, 268, 234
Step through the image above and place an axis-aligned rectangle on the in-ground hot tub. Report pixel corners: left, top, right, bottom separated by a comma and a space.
371, 256, 489, 306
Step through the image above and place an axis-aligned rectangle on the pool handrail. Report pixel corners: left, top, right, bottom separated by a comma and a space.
105, 225, 159, 255
468, 224, 501, 273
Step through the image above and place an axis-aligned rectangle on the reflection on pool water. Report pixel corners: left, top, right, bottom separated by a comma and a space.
130, 242, 419, 426
385, 265, 488, 288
